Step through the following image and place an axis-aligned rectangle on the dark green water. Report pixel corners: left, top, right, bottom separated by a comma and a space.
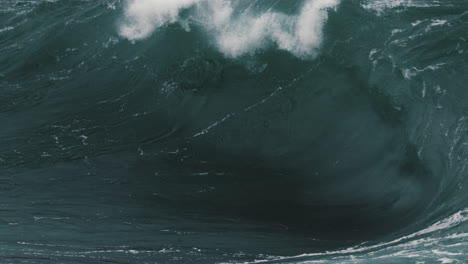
0, 0, 467, 263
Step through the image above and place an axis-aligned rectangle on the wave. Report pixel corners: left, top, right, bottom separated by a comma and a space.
0, 0, 467, 263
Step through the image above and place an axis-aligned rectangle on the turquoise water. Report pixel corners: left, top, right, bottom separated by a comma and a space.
0, 0, 467, 263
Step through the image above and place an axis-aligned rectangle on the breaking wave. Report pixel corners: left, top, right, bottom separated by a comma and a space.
119, 0, 340, 58
0, 0, 467, 263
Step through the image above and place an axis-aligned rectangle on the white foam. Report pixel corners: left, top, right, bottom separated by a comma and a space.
119, 0, 340, 59
119, 0, 202, 40
439, 258, 455, 264
430, 19, 447, 26
0, 26, 14, 33
362, 0, 434, 12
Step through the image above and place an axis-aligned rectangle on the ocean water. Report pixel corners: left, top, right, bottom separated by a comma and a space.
0, 0, 467, 263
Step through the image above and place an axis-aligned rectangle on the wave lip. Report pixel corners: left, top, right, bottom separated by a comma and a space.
119, 0, 340, 58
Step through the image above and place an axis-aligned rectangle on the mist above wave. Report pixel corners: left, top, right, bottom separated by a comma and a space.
118, 0, 340, 58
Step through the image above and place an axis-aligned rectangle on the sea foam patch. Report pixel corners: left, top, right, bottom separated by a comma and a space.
119, 0, 340, 59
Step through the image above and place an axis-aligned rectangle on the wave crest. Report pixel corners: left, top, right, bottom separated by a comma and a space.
119, 0, 340, 58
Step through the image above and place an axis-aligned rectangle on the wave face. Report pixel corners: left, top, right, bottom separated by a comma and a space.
0, 0, 467, 263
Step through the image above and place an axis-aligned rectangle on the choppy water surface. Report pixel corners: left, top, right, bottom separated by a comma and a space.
0, 0, 467, 263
